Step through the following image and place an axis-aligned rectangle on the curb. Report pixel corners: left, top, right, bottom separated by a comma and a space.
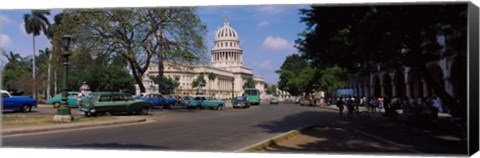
235, 125, 420, 153
2, 117, 147, 136
235, 125, 315, 152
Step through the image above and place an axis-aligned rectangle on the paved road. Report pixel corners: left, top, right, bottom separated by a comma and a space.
2, 103, 467, 154
3, 103, 339, 151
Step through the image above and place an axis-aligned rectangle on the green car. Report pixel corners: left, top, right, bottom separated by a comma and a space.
47, 92, 83, 108
183, 95, 225, 110
80, 92, 152, 116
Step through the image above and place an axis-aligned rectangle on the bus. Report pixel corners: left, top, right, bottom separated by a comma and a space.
243, 88, 260, 105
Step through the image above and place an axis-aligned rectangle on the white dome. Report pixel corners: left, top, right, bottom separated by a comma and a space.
214, 18, 239, 41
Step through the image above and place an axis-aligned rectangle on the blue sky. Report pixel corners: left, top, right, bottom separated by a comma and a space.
1, 5, 308, 84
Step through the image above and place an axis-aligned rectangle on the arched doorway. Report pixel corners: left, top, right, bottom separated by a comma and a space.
427, 63, 445, 97
408, 69, 423, 99
373, 75, 381, 98
383, 73, 392, 97
394, 70, 406, 98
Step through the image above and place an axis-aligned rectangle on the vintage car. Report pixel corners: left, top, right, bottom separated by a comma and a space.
182, 95, 225, 110
134, 93, 177, 109
80, 92, 152, 116
270, 97, 279, 104
232, 96, 250, 108
1, 90, 37, 112
47, 91, 84, 108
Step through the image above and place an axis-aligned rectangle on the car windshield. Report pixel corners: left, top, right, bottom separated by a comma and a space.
234, 97, 245, 100
244, 90, 258, 95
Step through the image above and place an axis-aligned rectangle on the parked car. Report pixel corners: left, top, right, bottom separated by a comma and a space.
1, 90, 37, 112
182, 95, 225, 110
80, 92, 152, 116
300, 97, 313, 106
135, 93, 177, 109
270, 97, 279, 104
47, 91, 84, 108
232, 96, 249, 108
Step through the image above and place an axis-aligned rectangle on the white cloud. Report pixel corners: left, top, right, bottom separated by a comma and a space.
258, 20, 270, 28
0, 33, 12, 49
19, 22, 29, 36
0, 14, 11, 24
259, 60, 273, 71
256, 5, 288, 15
262, 36, 295, 53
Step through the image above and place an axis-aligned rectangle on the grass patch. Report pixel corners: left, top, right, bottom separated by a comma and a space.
2, 115, 116, 129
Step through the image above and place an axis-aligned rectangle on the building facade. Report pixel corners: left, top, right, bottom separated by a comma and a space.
135, 18, 265, 99
344, 48, 466, 108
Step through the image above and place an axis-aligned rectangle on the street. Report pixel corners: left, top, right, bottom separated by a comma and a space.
2, 103, 467, 154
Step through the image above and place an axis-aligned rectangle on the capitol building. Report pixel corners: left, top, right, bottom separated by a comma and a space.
135, 18, 265, 99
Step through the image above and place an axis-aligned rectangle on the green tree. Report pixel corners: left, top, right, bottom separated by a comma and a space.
57, 8, 207, 94
275, 54, 311, 96
296, 4, 467, 118
318, 66, 348, 95
1, 51, 33, 93
149, 75, 180, 94
23, 10, 51, 99
207, 72, 216, 95
69, 66, 135, 92
242, 78, 255, 89
192, 73, 206, 94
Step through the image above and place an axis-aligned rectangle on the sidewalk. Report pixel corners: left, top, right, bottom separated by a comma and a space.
2, 116, 147, 136
240, 104, 467, 155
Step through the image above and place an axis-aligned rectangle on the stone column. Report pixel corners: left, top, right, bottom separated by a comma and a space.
406, 82, 411, 98
391, 81, 397, 97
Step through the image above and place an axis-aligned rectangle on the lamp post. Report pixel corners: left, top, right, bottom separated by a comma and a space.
231, 80, 234, 100
53, 35, 73, 122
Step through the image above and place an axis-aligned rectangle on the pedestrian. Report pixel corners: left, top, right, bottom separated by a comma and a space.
346, 97, 354, 118
77, 92, 83, 109
355, 96, 361, 114
336, 96, 345, 118
370, 97, 377, 113
378, 96, 384, 110
433, 95, 443, 113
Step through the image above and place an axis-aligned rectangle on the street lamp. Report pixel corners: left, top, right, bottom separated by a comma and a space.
231, 80, 234, 100
53, 35, 74, 122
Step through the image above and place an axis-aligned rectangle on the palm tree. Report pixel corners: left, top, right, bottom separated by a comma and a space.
23, 10, 51, 99
44, 13, 63, 100
207, 72, 216, 95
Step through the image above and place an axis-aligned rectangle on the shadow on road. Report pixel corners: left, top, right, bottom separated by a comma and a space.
68, 143, 170, 150
253, 109, 467, 155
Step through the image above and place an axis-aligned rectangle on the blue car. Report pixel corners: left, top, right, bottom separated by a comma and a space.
135, 93, 178, 109
232, 96, 250, 108
1, 90, 38, 112
182, 95, 225, 110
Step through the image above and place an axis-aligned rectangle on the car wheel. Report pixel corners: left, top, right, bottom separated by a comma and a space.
22, 105, 32, 112
196, 105, 201, 110
53, 102, 60, 108
140, 107, 149, 115
85, 112, 92, 117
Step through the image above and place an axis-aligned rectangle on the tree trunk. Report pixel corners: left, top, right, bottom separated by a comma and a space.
157, 59, 164, 93
47, 53, 52, 99
54, 70, 57, 95
32, 35, 36, 99
419, 62, 465, 119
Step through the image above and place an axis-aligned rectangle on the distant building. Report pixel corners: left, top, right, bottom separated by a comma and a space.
135, 18, 265, 99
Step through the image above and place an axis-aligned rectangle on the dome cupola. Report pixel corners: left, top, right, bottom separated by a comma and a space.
215, 18, 239, 41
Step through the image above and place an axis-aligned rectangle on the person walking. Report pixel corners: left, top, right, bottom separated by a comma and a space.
346, 96, 355, 119
336, 96, 345, 118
